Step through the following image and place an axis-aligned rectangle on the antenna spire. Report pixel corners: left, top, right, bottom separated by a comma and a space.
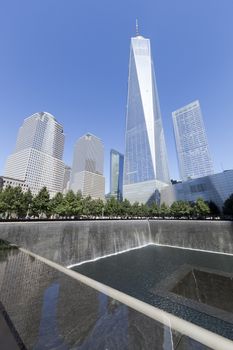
136, 19, 139, 36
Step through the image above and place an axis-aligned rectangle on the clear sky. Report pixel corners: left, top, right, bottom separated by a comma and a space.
1, 0, 233, 192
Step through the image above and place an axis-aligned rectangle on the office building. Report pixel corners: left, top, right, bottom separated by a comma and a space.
161, 170, 233, 210
123, 29, 170, 204
110, 149, 124, 201
4, 112, 65, 196
62, 165, 71, 194
0, 176, 28, 192
70, 133, 105, 199
172, 100, 214, 181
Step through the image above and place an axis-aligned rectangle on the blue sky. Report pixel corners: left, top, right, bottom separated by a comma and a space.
1, 0, 233, 192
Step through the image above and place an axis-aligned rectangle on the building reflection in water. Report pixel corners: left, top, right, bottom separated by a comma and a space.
0, 248, 186, 349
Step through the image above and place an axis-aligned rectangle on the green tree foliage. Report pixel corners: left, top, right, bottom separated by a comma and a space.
81, 196, 94, 217
138, 203, 149, 218
23, 189, 33, 216
170, 201, 192, 218
119, 199, 131, 218
91, 198, 105, 217
0, 185, 226, 220
192, 198, 210, 218
130, 202, 140, 217
49, 192, 64, 218
159, 203, 170, 218
32, 187, 50, 218
149, 203, 159, 217
223, 194, 233, 216
0, 186, 25, 218
62, 190, 77, 218
105, 197, 120, 217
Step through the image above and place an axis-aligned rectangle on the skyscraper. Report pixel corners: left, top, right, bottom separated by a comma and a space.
110, 149, 124, 201
4, 112, 65, 196
70, 133, 105, 199
172, 100, 214, 181
62, 165, 72, 194
123, 29, 170, 204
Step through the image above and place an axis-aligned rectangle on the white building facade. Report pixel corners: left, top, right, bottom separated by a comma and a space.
4, 112, 65, 196
123, 33, 170, 204
0, 176, 28, 192
172, 100, 214, 181
70, 133, 105, 199
62, 165, 71, 194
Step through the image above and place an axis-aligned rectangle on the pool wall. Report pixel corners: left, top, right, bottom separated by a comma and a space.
0, 220, 232, 266
150, 220, 233, 254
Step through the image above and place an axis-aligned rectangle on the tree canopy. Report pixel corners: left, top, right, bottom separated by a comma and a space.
0, 185, 230, 220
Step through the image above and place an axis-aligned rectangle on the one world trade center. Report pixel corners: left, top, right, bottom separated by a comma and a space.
123, 27, 170, 204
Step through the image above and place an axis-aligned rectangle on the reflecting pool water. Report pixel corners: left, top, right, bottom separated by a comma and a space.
73, 245, 233, 340
0, 246, 212, 349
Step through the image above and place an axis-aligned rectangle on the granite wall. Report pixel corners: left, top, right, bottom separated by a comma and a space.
150, 220, 233, 254
0, 220, 151, 266
0, 220, 232, 266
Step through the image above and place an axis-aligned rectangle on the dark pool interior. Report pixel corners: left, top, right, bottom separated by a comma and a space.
0, 244, 215, 349
73, 245, 233, 340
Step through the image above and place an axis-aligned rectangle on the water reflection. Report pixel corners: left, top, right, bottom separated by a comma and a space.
73, 245, 233, 340
0, 247, 192, 349
33, 283, 68, 350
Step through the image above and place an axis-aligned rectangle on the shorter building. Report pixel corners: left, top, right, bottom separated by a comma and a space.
172, 100, 214, 181
0, 176, 29, 192
72, 171, 105, 199
4, 112, 65, 197
110, 150, 124, 201
124, 179, 169, 205
62, 165, 71, 194
161, 170, 233, 210
70, 133, 105, 200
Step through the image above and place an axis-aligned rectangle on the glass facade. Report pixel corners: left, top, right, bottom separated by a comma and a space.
161, 170, 233, 210
123, 35, 170, 203
110, 149, 124, 201
71, 133, 104, 177
70, 133, 105, 199
172, 100, 214, 181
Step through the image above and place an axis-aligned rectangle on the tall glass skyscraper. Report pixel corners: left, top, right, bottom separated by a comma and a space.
172, 100, 214, 181
123, 32, 170, 204
70, 133, 105, 199
4, 112, 65, 196
110, 149, 124, 201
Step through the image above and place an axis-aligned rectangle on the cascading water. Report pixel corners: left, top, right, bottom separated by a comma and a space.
0, 219, 233, 268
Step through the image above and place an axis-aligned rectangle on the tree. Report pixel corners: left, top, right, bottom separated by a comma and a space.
138, 203, 149, 218
119, 199, 131, 218
62, 190, 77, 218
149, 203, 159, 218
170, 201, 192, 218
91, 198, 105, 217
131, 202, 140, 217
23, 189, 33, 218
49, 192, 64, 218
159, 203, 170, 219
223, 194, 233, 216
32, 187, 50, 218
104, 197, 120, 217
192, 198, 210, 218
81, 195, 94, 217
0, 186, 25, 219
